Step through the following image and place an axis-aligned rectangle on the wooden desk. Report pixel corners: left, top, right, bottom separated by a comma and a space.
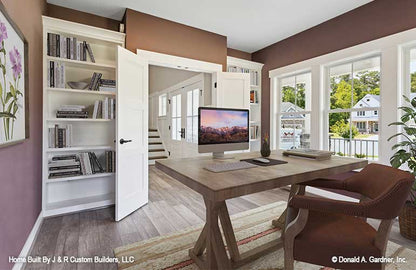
155, 151, 367, 269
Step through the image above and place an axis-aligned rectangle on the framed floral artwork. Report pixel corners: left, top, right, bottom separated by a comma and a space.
0, 3, 28, 148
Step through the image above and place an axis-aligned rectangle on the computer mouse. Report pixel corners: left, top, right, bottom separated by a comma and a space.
253, 158, 270, 164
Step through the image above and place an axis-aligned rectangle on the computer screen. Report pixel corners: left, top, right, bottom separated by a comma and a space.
198, 107, 249, 145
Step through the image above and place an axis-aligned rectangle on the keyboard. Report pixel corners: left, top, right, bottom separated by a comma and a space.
204, 161, 257, 173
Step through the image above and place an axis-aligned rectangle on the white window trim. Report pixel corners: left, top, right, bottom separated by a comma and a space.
274, 72, 312, 150
269, 26, 416, 165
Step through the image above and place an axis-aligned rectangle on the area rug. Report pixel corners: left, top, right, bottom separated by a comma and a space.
114, 201, 416, 270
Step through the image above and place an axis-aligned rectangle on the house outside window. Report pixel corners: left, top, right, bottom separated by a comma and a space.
328, 56, 380, 160
278, 72, 311, 149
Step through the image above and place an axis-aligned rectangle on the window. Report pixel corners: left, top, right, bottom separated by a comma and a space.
171, 94, 181, 141
186, 89, 199, 143
158, 94, 167, 117
279, 72, 311, 149
328, 56, 380, 159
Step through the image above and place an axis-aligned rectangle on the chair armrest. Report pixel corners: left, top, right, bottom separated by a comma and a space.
289, 195, 366, 217
300, 179, 347, 190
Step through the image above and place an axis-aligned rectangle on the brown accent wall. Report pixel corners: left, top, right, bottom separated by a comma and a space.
252, 0, 416, 137
0, 0, 46, 269
125, 9, 227, 70
47, 3, 120, 31
227, 48, 251, 61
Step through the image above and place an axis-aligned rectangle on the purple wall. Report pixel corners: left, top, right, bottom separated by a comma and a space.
0, 0, 46, 269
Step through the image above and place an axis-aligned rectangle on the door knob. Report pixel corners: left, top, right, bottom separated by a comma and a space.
120, 138, 132, 144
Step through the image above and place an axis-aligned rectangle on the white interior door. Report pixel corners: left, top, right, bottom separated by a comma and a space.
116, 46, 149, 221
216, 72, 250, 109
168, 82, 202, 158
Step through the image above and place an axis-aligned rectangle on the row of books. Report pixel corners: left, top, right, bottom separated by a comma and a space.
48, 152, 107, 179
47, 61, 66, 88
91, 98, 116, 119
48, 124, 73, 148
105, 151, 116, 173
250, 125, 260, 140
250, 90, 259, 104
227, 66, 259, 86
47, 33, 95, 62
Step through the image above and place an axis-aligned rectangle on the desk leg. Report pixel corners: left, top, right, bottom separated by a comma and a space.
272, 185, 305, 230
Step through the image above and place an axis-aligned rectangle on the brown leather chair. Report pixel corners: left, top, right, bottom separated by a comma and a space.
283, 163, 414, 270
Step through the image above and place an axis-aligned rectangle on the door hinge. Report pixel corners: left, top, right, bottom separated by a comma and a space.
168, 151, 171, 156
168, 99, 171, 104
200, 89, 203, 96
168, 125, 171, 130
214, 82, 217, 88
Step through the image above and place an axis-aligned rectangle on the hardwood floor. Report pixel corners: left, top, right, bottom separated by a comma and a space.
26, 166, 416, 270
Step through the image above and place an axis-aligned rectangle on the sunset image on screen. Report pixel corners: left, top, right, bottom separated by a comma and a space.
199, 109, 248, 144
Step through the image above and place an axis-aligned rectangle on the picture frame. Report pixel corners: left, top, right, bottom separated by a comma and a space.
0, 2, 29, 148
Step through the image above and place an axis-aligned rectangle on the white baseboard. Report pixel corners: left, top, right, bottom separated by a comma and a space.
12, 212, 43, 270
306, 186, 359, 202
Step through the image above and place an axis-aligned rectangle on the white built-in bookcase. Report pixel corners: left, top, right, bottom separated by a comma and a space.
42, 16, 125, 217
227, 56, 264, 151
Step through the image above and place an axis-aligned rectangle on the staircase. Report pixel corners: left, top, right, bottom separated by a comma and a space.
148, 129, 168, 165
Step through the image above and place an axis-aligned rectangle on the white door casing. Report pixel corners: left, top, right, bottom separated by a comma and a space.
116, 46, 149, 221
215, 72, 250, 109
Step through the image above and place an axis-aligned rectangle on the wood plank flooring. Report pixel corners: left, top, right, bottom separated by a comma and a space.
26, 166, 416, 270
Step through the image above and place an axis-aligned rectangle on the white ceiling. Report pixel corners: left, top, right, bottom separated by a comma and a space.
47, 0, 372, 53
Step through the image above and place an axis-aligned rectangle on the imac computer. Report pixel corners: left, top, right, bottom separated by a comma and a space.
198, 107, 249, 158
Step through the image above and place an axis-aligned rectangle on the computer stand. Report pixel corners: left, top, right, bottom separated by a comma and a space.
212, 152, 235, 160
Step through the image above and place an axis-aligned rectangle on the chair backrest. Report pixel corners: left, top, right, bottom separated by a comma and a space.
344, 163, 414, 218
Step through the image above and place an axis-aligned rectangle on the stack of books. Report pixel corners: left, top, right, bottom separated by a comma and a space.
105, 151, 115, 173
250, 90, 259, 103
47, 60, 65, 88
48, 124, 73, 148
99, 79, 116, 92
56, 105, 88, 119
48, 155, 81, 179
79, 152, 104, 175
91, 98, 116, 119
47, 33, 95, 62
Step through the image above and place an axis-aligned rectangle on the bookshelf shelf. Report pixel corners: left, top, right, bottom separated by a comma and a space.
46, 56, 116, 70
46, 118, 114, 122
46, 145, 114, 152
44, 193, 115, 216
42, 16, 124, 218
47, 87, 116, 96
46, 172, 115, 183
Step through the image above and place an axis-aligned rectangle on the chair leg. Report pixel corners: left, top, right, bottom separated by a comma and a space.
283, 238, 294, 270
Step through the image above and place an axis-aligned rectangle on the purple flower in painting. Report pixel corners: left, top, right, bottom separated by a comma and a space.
0, 22, 7, 47
9, 46, 22, 80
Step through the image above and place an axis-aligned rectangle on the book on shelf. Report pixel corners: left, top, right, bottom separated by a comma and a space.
250, 90, 259, 104
47, 32, 94, 62
105, 151, 116, 173
56, 105, 88, 119
48, 124, 73, 148
91, 98, 116, 119
47, 60, 66, 88
88, 72, 104, 91
48, 157, 81, 178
